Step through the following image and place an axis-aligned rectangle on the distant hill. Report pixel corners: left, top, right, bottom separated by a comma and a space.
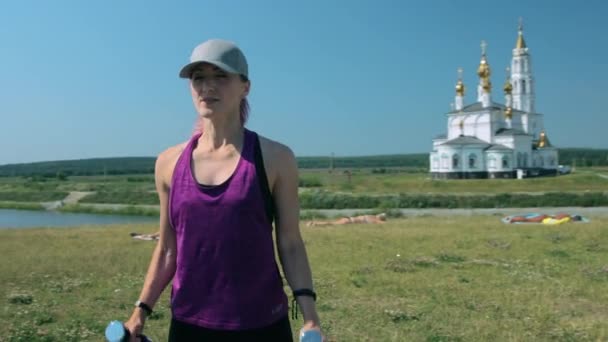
0, 148, 606, 177
0, 157, 155, 178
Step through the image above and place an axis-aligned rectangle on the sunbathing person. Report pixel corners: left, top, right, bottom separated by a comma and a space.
130, 231, 160, 241
307, 213, 387, 227
506, 213, 584, 224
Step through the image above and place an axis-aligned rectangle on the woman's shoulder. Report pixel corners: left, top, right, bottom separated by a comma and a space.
256, 133, 295, 163
155, 141, 189, 181
157, 141, 188, 164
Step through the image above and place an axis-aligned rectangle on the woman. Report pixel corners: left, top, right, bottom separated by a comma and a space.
124, 39, 322, 341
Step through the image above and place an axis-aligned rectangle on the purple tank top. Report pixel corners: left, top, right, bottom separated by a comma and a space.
168, 129, 288, 330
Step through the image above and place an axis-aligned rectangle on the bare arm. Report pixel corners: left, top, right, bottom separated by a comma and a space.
272, 145, 321, 328
125, 150, 178, 338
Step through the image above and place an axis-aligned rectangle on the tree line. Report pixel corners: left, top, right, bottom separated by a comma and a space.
1, 148, 606, 177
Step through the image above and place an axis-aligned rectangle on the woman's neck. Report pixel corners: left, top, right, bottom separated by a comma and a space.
197, 116, 244, 152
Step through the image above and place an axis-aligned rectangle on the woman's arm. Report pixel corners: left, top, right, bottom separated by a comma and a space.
272, 144, 321, 329
124, 150, 178, 339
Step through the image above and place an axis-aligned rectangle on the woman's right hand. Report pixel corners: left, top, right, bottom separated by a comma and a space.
124, 309, 146, 342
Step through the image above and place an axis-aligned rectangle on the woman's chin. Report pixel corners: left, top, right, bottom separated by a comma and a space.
197, 108, 215, 118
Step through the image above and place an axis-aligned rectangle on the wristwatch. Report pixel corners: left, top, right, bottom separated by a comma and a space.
135, 300, 153, 316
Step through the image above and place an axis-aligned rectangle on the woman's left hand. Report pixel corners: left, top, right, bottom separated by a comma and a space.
300, 320, 325, 341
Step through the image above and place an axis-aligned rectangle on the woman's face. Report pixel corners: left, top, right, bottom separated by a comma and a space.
189, 63, 249, 120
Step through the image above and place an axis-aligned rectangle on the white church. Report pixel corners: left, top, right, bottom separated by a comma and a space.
430, 22, 558, 179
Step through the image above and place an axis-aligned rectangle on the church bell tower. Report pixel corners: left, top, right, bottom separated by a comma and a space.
511, 18, 535, 113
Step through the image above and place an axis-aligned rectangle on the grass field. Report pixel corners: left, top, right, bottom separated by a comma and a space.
0, 168, 607, 212
1, 216, 607, 341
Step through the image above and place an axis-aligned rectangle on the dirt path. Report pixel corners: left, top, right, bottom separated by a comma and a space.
62, 191, 95, 204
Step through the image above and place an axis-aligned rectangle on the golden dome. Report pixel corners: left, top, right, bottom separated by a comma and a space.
537, 131, 552, 148
477, 41, 491, 79
503, 80, 513, 94
516, 34, 527, 49
516, 18, 527, 49
477, 58, 491, 79
504, 107, 512, 119
503, 67, 512, 94
455, 80, 465, 96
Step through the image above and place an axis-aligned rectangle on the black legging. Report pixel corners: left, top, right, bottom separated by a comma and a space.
168, 315, 293, 342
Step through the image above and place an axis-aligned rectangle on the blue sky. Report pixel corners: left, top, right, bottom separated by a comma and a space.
1, 0, 607, 165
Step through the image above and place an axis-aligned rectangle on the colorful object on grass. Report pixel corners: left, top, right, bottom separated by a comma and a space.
502, 213, 589, 225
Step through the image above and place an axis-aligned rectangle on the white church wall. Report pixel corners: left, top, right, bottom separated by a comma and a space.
462, 148, 485, 172
437, 146, 487, 172
493, 136, 515, 149
447, 116, 461, 139
447, 112, 493, 142
538, 148, 558, 169
470, 113, 492, 142
513, 136, 533, 168
510, 114, 524, 131
430, 152, 439, 171
486, 152, 514, 171
521, 113, 529, 133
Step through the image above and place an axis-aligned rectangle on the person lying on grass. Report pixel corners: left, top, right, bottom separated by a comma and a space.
307, 213, 387, 226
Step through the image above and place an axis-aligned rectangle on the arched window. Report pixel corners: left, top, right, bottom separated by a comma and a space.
468, 153, 477, 169
522, 80, 526, 93
502, 156, 510, 168
488, 155, 496, 169
441, 153, 449, 169
452, 154, 460, 169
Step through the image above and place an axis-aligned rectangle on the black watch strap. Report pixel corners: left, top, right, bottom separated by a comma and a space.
293, 288, 317, 301
135, 300, 153, 316
291, 288, 317, 320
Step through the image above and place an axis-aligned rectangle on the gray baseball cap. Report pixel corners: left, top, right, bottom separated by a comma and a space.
179, 39, 248, 79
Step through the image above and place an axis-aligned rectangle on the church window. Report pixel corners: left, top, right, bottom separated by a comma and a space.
502, 156, 510, 168
452, 154, 460, 169
549, 157, 556, 166
468, 154, 477, 169
523, 153, 528, 167
522, 80, 526, 93
432, 157, 439, 169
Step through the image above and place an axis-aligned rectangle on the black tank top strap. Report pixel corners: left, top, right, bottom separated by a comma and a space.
252, 131, 276, 224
